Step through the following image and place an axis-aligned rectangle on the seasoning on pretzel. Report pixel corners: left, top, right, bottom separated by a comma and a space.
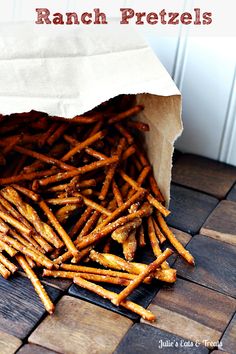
0, 96, 194, 320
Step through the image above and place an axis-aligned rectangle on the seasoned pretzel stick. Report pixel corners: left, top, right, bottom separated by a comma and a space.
113, 248, 173, 305
121, 145, 136, 161
39, 200, 79, 258
147, 216, 169, 270
99, 138, 126, 200
2, 187, 63, 249
46, 197, 83, 206
63, 134, 108, 161
0, 218, 9, 234
138, 224, 146, 247
122, 230, 137, 261
0, 233, 55, 269
0, 253, 17, 273
112, 180, 123, 207
62, 130, 107, 162
14, 145, 76, 171
149, 174, 165, 203
60, 263, 150, 282
38, 156, 119, 186
77, 203, 152, 250
55, 204, 79, 224
152, 217, 166, 244
0, 168, 58, 186
16, 255, 55, 314
69, 207, 93, 238
119, 170, 170, 217
111, 218, 142, 244
157, 213, 195, 265
43, 270, 130, 286
73, 193, 111, 216
0, 210, 32, 236
126, 120, 150, 132
108, 105, 144, 124
73, 277, 155, 321
0, 239, 17, 257
0, 263, 11, 279
47, 123, 68, 146
11, 184, 40, 202
90, 251, 176, 283
114, 123, 134, 145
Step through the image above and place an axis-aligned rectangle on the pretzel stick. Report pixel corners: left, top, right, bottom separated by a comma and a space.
0, 233, 54, 269
149, 174, 165, 203
62, 130, 107, 162
111, 218, 141, 244
73, 193, 111, 216
113, 248, 173, 305
39, 200, 79, 258
47, 123, 67, 146
73, 277, 155, 321
14, 145, 76, 172
119, 170, 170, 217
46, 197, 83, 206
138, 224, 146, 247
69, 207, 93, 238
112, 180, 123, 207
147, 216, 169, 269
0, 210, 32, 236
122, 229, 137, 261
121, 145, 136, 161
152, 217, 166, 244
64, 134, 108, 161
90, 251, 176, 283
0, 218, 9, 234
114, 123, 134, 145
157, 213, 195, 265
99, 138, 126, 200
0, 239, 17, 257
16, 255, 55, 314
55, 204, 79, 224
77, 203, 152, 250
0, 262, 11, 279
126, 120, 150, 132
11, 184, 40, 202
38, 122, 59, 147
0, 168, 58, 186
0, 253, 17, 273
60, 263, 150, 283
108, 105, 144, 124
128, 166, 151, 198
38, 156, 119, 187
2, 187, 63, 249
43, 269, 130, 286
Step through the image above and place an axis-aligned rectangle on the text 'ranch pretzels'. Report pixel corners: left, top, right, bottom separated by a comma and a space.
0, 95, 194, 321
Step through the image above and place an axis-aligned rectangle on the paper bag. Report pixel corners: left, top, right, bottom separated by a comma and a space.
0, 23, 182, 203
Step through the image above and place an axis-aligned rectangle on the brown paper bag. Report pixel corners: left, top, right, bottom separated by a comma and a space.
0, 23, 182, 202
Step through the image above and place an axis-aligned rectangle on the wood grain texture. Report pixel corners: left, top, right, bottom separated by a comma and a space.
226, 184, 236, 202
172, 154, 236, 199
29, 296, 132, 354
142, 279, 236, 347
201, 200, 236, 246
114, 323, 209, 354
17, 344, 59, 354
167, 184, 219, 234
0, 273, 61, 339
221, 313, 236, 354
0, 330, 22, 354
174, 234, 236, 298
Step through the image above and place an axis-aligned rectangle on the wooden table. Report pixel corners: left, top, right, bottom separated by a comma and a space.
1, 153, 236, 354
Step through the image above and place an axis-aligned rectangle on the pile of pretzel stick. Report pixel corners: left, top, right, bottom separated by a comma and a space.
0, 95, 194, 321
